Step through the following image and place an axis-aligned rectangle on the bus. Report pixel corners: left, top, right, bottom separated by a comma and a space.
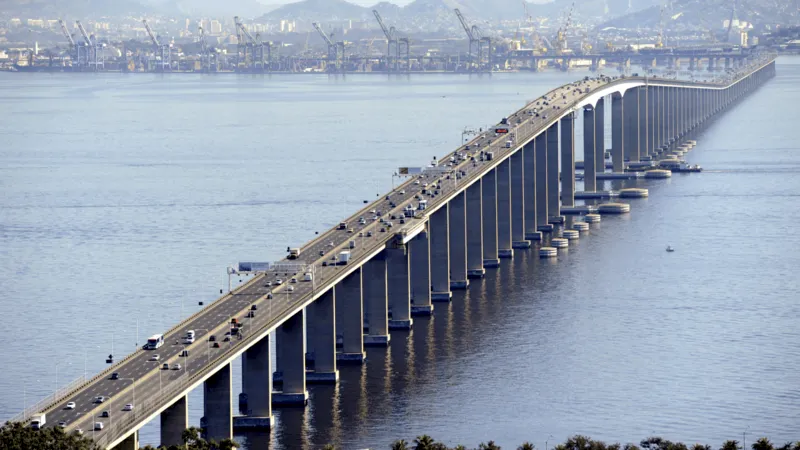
144, 334, 164, 350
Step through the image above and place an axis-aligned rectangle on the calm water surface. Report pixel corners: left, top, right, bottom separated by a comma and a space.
1, 59, 799, 449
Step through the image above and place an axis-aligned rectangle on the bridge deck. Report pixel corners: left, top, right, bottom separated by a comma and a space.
25, 56, 775, 448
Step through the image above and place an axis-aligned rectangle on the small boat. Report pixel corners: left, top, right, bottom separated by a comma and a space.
666, 246, 675, 252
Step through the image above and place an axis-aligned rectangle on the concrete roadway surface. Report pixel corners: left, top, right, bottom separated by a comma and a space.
39, 74, 611, 445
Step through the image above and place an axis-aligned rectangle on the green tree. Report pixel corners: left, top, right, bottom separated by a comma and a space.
478, 442, 502, 450
752, 438, 774, 450
625, 444, 642, 450
692, 445, 712, 450
414, 435, 437, 450
518, 443, 536, 450
0, 422, 100, 450
391, 439, 410, 450
721, 441, 741, 450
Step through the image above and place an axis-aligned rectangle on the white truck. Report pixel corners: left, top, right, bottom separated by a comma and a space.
30, 413, 46, 430
338, 251, 351, 265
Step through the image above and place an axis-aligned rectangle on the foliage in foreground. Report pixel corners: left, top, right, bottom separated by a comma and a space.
328, 435, 800, 450
0, 423, 237, 450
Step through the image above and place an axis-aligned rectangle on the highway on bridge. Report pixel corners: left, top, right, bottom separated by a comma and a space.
24, 59, 770, 447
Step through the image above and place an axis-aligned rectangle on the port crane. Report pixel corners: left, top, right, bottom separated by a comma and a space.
372, 10, 410, 72
57, 19, 79, 65
234, 16, 270, 72
553, 1, 575, 55
312, 22, 345, 73
197, 26, 217, 72
454, 9, 491, 72
142, 19, 170, 71
75, 20, 103, 70
521, 1, 548, 54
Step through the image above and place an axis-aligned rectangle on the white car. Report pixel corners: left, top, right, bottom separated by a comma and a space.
149, 354, 160, 361
94, 422, 104, 431
274, 279, 283, 285
74, 429, 84, 436
58, 421, 67, 428
183, 336, 195, 344
65, 402, 76, 410
123, 404, 134, 411
288, 286, 295, 292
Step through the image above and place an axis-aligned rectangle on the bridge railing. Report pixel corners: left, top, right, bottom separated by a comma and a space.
7, 375, 87, 424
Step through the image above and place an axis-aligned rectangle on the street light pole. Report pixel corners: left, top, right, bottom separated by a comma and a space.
120, 378, 136, 412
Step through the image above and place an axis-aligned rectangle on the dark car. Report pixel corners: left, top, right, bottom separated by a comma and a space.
208, 335, 216, 342
110, 372, 119, 380
251, 304, 257, 311
101, 411, 110, 418
212, 342, 220, 348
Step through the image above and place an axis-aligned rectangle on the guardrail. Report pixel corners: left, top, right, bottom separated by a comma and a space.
8, 54, 775, 443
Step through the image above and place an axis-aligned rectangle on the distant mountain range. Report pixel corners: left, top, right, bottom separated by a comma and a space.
0, 0, 281, 18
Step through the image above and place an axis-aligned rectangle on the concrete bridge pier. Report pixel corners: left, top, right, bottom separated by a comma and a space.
611, 92, 624, 172
204, 363, 232, 442
534, 133, 552, 232
689, 57, 696, 71
337, 269, 366, 360
161, 396, 188, 447
638, 86, 648, 158
546, 123, 563, 224
448, 191, 469, 288
659, 87, 667, 152
306, 289, 338, 381
364, 255, 390, 345
560, 113, 575, 207
481, 168, 500, 266
510, 150, 530, 249
624, 88, 639, 163
496, 158, 514, 257
708, 58, 716, 72
595, 98, 606, 174
272, 310, 308, 405
240, 337, 274, 426
409, 231, 433, 315
429, 205, 452, 300
466, 180, 485, 277
114, 431, 138, 450
724, 57, 731, 70
387, 246, 413, 328
668, 87, 676, 150
648, 86, 657, 156
522, 140, 541, 241
583, 106, 596, 192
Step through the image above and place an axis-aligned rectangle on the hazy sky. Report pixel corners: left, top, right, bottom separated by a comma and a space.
267, 0, 415, 5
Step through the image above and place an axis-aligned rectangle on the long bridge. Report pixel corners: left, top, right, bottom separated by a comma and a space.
10, 53, 777, 449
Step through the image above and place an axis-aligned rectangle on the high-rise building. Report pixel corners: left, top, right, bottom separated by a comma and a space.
210, 20, 222, 34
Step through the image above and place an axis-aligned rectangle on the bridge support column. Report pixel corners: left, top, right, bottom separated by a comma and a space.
306, 288, 338, 381
595, 97, 605, 174
560, 113, 575, 207
510, 150, 529, 249
466, 180, 485, 277
429, 205, 452, 300
546, 123, 562, 224
364, 254, 390, 345
273, 310, 308, 405
482, 168, 500, 265
497, 158, 514, 257
204, 363, 232, 442
638, 86, 648, 159
114, 431, 138, 450
611, 92, 624, 172
625, 88, 639, 162
523, 140, 541, 241
660, 87, 667, 152
240, 337, 274, 426
387, 246, 413, 328
161, 396, 188, 447
583, 106, 596, 192
409, 231, 433, 315
534, 133, 551, 232
448, 191, 469, 288
648, 86, 656, 157
337, 269, 366, 360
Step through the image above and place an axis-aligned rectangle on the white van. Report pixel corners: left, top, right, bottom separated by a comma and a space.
94, 422, 104, 431
505, 140, 513, 148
